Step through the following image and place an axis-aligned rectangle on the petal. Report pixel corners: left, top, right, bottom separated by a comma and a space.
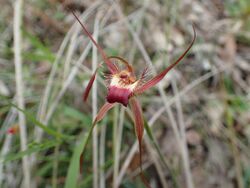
130, 97, 144, 170
83, 69, 97, 102
93, 102, 116, 125
135, 26, 196, 94
71, 11, 118, 74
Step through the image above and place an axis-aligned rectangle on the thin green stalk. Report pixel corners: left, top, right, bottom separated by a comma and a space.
112, 105, 119, 188
99, 122, 107, 188
52, 126, 62, 188
113, 107, 125, 188
64, 123, 96, 188
226, 108, 243, 188
144, 119, 179, 188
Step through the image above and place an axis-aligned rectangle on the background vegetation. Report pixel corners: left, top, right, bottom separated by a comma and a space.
1, 0, 250, 187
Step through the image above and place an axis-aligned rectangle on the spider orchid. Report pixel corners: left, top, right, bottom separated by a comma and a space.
71, 11, 196, 176
7, 124, 19, 134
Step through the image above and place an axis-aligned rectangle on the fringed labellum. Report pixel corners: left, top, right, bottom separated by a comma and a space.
71, 10, 196, 187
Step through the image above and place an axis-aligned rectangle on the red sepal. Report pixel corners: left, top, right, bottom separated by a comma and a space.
93, 102, 116, 125
130, 97, 144, 170
71, 11, 118, 74
83, 69, 97, 102
135, 26, 196, 94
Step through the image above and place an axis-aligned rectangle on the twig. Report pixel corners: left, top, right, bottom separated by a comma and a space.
13, 0, 31, 187
172, 80, 194, 188
92, 15, 99, 188
63, 29, 78, 81
144, 138, 169, 188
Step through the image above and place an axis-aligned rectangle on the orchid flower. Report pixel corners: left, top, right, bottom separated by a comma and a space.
71, 11, 196, 178
7, 124, 19, 134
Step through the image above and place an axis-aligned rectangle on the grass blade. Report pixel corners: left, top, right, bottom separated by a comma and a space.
1, 141, 59, 163
11, 103, 73, 140
64, 128, 94, 188
144, 119, 179, 188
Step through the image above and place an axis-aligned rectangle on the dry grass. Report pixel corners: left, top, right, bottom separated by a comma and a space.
0, 0, 250, 187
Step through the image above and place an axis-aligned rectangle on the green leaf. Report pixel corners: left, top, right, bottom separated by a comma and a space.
36, 162, 53, 177
23, 30, 54, 55
224, 75, 234, 94
144, 119, 179, 188
63, 106, 92, 125
10, 103, 73, 140
144, 120, 168, 167
22, 30, 55, 63
1, 140, 58, 163
23, 52, 55, 62
229, 95, 250, 112
244, 166, 250, 188
64, 123, 95, 188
